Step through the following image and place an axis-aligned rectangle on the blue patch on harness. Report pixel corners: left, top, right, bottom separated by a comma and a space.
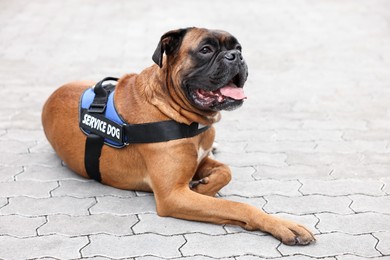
80, 88, 126, 148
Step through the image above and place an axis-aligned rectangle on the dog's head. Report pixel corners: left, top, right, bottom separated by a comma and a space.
153, 27, 248, 112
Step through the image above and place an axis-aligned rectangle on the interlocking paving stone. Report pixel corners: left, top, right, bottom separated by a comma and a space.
133, 213, 226, 235
0, 196, 95, 216
215, 151, 287, 167
214, 129, 273, 142
264, 195, 353, 214
374, 232, 390, 255
0, 198, 7, 208
181, 233, 281, 258
52, 180, 136, 198
4, 112, 42, 129
368, 120, 390, 130
137, 256, 233, 260
222, 119, 302, 131
15, 165, 86, 181
28, 140, 56, 154
0, 180, 58, 198
0, 235, 88, 259
343, 129, 390, 141
0, 140, 35, 154
350, 195, 390, 214
0, 152, 61, 167
90, 195, 157, 215
220, 180, 301, 197
81, 257, 112, 260
0, 166, 23, 181
237, 256, 335, 260
245, 141, 316, 153
337, 256, 390, 260
382, 178, 390, 194
82, 233, 185, 258
363, 154, 390, 165
279, 233, 381, 258
302, 120, 368, 130
316, 213, 390, 235
254, 165, 332, 180
286, 153, 365, 167
273, 129, 343, 142
213, 141, 247, 154
315, 140, 389, 154
0, 129, 46, 142
230, 166, 257, 181
0, 215, 46, 237
38, 214, 138, 236
300, 179, 384, 196
330, 164, 390, 179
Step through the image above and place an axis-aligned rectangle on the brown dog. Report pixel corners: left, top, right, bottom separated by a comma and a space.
42, 27, 315, 245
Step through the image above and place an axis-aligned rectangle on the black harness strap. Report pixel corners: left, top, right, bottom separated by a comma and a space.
84, 77, 118, 182
124, 120, 207, 144
84, 134, 104, 182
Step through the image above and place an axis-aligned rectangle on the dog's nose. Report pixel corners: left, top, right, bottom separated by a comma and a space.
224, 50, 243, 62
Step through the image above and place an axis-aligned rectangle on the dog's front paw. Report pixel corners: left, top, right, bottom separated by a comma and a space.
272, 220, 315, 246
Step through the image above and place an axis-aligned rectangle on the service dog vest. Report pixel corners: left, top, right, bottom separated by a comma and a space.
80, 84, 126, 148
79, 77, 210, 182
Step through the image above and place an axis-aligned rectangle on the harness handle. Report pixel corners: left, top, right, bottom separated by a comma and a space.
89, 77, 119, 113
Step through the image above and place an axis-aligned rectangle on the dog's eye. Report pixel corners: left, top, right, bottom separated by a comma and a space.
200, 46, 212, 54
236, 45, 242, 52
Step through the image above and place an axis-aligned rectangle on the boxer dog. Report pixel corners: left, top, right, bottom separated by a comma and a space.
42, 27, 315, 245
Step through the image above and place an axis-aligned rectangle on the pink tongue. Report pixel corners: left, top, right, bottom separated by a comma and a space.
220, 85, 247, 100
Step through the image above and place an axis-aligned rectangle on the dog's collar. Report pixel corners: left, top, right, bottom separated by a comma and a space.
79, 77, 210, 148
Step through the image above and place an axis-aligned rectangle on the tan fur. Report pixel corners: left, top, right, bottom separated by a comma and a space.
42, 28, 315, 245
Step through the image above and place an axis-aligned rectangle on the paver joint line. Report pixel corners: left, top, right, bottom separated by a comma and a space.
79, 235, 92, 259
48, 181, 61, 197
130, 214, 141, 235
177, 234, 188, 258
35, 215, 48, 236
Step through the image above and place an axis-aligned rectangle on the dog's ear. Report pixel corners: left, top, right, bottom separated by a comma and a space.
152, 28, 190, 68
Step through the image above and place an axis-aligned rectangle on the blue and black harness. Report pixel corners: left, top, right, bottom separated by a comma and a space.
79, 77, 210, 182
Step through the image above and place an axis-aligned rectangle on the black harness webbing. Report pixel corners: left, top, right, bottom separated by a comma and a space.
85, 134, 104, 182
83, 77, 210, 182
123, 119, 208, 144
84, 77, 118, 182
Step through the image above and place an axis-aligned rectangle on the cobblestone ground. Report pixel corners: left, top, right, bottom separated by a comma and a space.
1, 0, 390, 259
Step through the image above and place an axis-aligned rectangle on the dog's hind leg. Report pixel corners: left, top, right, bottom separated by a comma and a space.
190, 157, 231, 197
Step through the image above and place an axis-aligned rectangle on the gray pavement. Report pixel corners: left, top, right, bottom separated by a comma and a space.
0, 0, 390, 259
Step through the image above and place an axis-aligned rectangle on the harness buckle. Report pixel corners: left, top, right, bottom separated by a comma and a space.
88, 103, 106, 113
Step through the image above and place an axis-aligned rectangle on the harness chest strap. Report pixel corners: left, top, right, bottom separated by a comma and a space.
80, 77, 210, 182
